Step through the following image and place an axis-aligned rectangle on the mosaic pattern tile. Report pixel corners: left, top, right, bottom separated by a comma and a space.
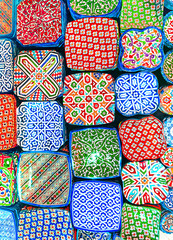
0, 95, 17, 150
121, 160, 168, 205
164, 168, 173, 188
0, 154, 17, 206
70, 128, 121, 178
115, 72, 159, 116
159, 86, 173, 115
0, 39, 14, 93
121, 203, 161, 240
14, 50, 64, 100
65, 18, 119, 71
0, 209, 16, 239
160, 211, 173, 234
163, 117, 173, 146
71, 181, 122, 232
161, 148, 173, 167
162, 189, 173, 211
164, 12, 173, 48
18, 152, 71, 207
17, 0, 64, 46
17, 101, 64, 151
64, 73, 115, 125
77, 230, 112, 240
162, 51, 173, 83
18, 209, 74, 240
119, 27, 163, 72
120, 0, 164, 32
119, 116, 167, 162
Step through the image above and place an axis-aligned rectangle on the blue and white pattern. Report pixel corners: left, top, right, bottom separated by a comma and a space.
163, 117, 173, 146
115, 72, 159, 116
77, 230, 112, 240
0, 209, 16, 239
71, 181, 122, 232
17, 101, 64, 151
0, 39, 14, 93
162, 189, 173, 211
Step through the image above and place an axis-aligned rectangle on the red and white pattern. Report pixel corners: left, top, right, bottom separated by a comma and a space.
65, 17, 119, 71
119, 116, 167, 162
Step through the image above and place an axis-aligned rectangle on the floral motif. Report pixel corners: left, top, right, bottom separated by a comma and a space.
164, 11, 173, 47
162, 51, 173, 83
161, 148, 173, 167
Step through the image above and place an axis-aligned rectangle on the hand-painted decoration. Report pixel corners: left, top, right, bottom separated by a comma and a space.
17, 0, 65, 47
121, 203, 161, 240
18, 152, 71, 207
120, 0, 164, 33
162, 51, 173, 83
18, 209, 74, 240
71, 181, 122, 232
115, 72, 159, 116
68, 0, 121, 19
0, 95, 17, 150
64, 73, 115, 125
0, 154, 17, 206
14, 50, 64, 100
162, 189, 173, 211
121, 160, 168, 205
70, 128, 121, 178
160, 211, 173, 234
159, 86, 173, 115
0, 209, 16, 239
163, 12, 173, 48
119, 27, 163, 72
119, 116, 167, 162
161, 148, 173, 167
17, 101, 64, 151
0, 39, 14, 93
65, 18, 119, 71
164, 0, 173, 10
77, 230, 112, 240
164, 168, 173, 188
163, 117, 173, 146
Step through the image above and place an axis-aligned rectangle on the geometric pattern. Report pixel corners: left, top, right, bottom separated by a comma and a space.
119, 116, 167, 162
63, 73, 115, 125
17, 101, 64, 151
161, 148, 173, 167
18, 209, 74, 240
164, 12, 173, 48
159, 86, 173, 114
119, 27, 164, 72
160, 211, 173, 234
162, 189, 173, 211
18, 152, 71, 207
163, 117, 173, 146
0, 209, 16, 239
70, 128, 121, 178
71, 181, 122, 232
162, 51, 173, 83
0, 94, 17, 151
121, 160, 169, 205
115, 72, 159, 116
0, 0, 13, 36
14, 50, 64, 100
0, 154, 17, 206
164, 168, 173, 188
120, 0, 164, 33
65, 18, 119, 71
0, 39, 14, 93
77, 230, 112, 240
121, 203, 161, 240
17, 0, 63, 46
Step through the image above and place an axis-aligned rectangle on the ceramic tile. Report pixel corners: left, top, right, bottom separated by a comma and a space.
121, 203, 161, 240
65, 18, 119, 71
121, 160, 168, 205
161, 148, 173, 167
164, 167, 173, 188
70, 128, 121, 178
119, 27, 163, 72
14, 50, 64, 100
17, 101, 64, 151
162, 189, 173, 211
18, 152, 71, 207
163, 12, 173, 48
159, 86, 173, 115
119, 116, 167, 161
163, 117, 173, 146
160, 211, 173, 234
71, 181, 122, 232
63, 73, 115, 125
115, 72, 159, 116
77, 230, 112, 240
0, 209, 17, 239
161, 51, 173, 83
